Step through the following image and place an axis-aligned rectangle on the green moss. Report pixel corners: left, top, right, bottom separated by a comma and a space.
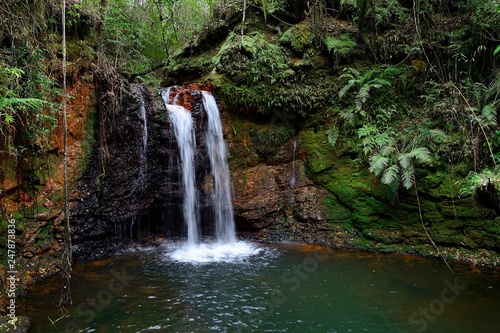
323, 195, 352, 222
299, 129, 336, 173
254, 124, 296, 159
214, 31, 295, 86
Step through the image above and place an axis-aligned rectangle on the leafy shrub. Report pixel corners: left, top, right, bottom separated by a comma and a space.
0, 48, 59, 157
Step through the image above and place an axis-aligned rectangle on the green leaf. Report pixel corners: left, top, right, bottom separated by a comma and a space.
494, 44, 500, 56
327, 126, 339, 147
381, 165, 399, 185
339, 81, 354, 99
401, 165, 415, 189
398, 152, 411, 169
482, 103, 497, 126
369, 153, 389, 175
4, 113, 14, 124
408, 147, 432, 164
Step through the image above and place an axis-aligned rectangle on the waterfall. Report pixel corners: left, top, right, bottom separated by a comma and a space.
138, 92, 148, 185
164, 100, 200, 246
162, 87, 173, 105
202, 91, 237, 244
162, 87, 259, 262
290, 140, 297, 187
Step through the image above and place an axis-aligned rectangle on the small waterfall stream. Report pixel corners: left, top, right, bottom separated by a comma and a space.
202, 91, 237, 244
164, 101, 200, 246
290, 140, 297, 187
138, 92, 148, 185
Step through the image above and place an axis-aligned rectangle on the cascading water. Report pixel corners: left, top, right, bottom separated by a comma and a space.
202, 91, 237, 244
164, 99, 200, 246
163, 87, 259, 262
138, 92, 148, 185
290, 140, 297, 187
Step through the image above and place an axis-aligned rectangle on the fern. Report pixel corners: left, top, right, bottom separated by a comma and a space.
357, 124, 378, 138
327, 125, 339, 147
369, 153, 389, 175
408, 147, 432, 164
340, 108, 355, 123
379, 142, 395, 156
339, 80, 355, 99
398, 152, 411, 170
400, 163, 414, 189
481, 103, 497, 127
374, 131, 394, 148
381, 164, 399, 185
356, 85, 371, 109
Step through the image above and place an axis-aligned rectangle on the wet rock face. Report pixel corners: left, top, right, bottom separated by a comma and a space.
70, 82, 333, 261
71, 84, 211, 261
230, 136, 333, 244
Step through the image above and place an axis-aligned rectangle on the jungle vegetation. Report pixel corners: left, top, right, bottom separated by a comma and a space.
1, 0, 500, 212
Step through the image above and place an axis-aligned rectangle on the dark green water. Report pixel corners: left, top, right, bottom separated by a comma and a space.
21, 242, 500, 333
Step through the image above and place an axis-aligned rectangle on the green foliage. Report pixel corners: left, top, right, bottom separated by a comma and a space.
280, 24, 312, 53
215, 31, 295, 85
370, 0, 408, 28
356, 0, 372, 31
327, 125, 340, 147
494, 45, 500, 56
461, 168, 500, 197
102, 0, 214, 73
467, 81, 499, 130
0, 48, 59, 157
338, 66, 393, 111
254, 124, 296, 158
359, 125, 434, 190
324, 34, 357, 56
219, 80, 329, 116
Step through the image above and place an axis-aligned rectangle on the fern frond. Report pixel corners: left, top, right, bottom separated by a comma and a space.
327, 126, 339, 147
341, 67, 360, 77
373, 78, 392, 87
356, 85, 371, 106
380, 143, 396, 156
429, 129, 447, 143
357, 124, 378, 138
401, 164, 415, 189
375, 132, 394, 148
260, 0, 267, 21
339, 81, 354, 99
481, 103, 497, 126
340, 109, 355, 123
381, 164, 399, 186
369, 153, 389, 175
408, 147, 432, 164
398, 152, 411, 169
